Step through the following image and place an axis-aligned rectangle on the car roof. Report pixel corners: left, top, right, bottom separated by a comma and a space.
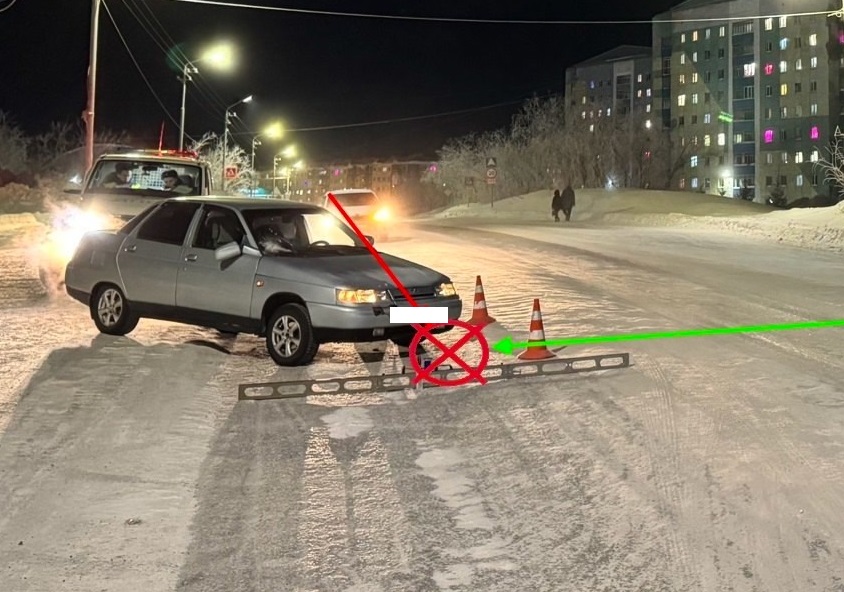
168, 196, 325, 211
97, 152, 203, 164
326, 188, 377, 195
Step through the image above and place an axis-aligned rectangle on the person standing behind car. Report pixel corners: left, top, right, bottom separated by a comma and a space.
551, 189, 563, 222
561, 183, 575, 222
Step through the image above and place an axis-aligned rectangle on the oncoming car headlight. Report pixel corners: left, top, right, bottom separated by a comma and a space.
336, 288, 388, 305
435, 282, 457, 297
373, 207, 390, 222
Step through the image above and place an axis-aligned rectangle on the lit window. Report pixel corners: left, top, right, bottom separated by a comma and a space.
693, 31, 699, 41
795, 152, 804, 163
581, 111, 586, 119
704, 134, 711, 146
589, 124, 595, 133
691, 155, 699, 167
645, 119, 652, 129
764, 63, 774, 75
764, 129, 775, 143
582, 96, 587, 104
766, 153, 774, 164
780, 83, 789, 95
811, 57, 818, 69
646, 89, 652, 97
692, 72, 699, 83
680, 54, 686, 65
810, 33, 818, 46
744, 63, 756, 77
706, 28, 711, 39
811, 126, 820, 140
765, 18, 773, 31
607, 108, 612, 116
796, 59, 803, 70
782, 152, 789, 164
811, 149, 820, 162
779, 16, 787, 28
780, 60, 788, 73
646, 104, 652, 113
679, 178, 686, 189
796, 175, 804, 187
679, 74, 686, 84
811, 103, 818, 115
678, 94, 686, 106
704, 113, 711, 123
681, 33, 686, 43
718, 133, 726, 146
637, 74, 643, 83
637, 90, 643, 98
691, 178, 699, 189
692, 93, 699, 104
780, 38, 788, 50
693, 52, 698, 62
719, 26, 725, 37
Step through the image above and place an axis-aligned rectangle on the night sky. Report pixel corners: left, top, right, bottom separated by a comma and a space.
0, 0, 679, 167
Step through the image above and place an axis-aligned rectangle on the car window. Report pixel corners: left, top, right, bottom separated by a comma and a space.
88, 159, 203, 196
330, 192, 378, 207
193, 205, 246, 250
136, 201, 201, 245
118, 204, 158, 234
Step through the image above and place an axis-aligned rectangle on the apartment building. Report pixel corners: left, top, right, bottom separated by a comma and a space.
565, 45, 655, 129
652, 0, 844, 200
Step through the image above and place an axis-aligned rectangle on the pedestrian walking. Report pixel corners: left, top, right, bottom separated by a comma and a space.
560, 183, 575, 222
551, 189, 563, 222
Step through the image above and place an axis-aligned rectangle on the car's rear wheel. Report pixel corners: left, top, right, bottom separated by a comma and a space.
91, 284, 139, 336
266, 303, 319, 366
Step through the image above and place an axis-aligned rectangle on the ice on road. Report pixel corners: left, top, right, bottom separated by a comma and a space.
1, 219, 844, 591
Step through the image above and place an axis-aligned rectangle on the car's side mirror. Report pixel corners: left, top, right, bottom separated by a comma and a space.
364, 235, 375, 245
242, 244, 261, 257
64, 187, 82, 195
214, 241, 242, 261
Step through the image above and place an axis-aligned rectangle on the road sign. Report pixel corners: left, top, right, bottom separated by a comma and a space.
486, 157, 497, 168
486, 168, 497, 179
225, 166, 238, 179
464, 176, 474, 186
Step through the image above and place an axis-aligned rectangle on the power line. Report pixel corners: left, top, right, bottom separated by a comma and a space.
157, 0, 833, 25
230, 93, 556, 135
101, 0, 195, 143
0, 0, 18, 14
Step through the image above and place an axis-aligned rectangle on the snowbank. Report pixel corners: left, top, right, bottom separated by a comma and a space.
420, 188, 844, 251
0, 212, 41, 231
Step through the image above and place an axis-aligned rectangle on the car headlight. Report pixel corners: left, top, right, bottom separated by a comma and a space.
435, 282, 457, 297
373, 207, 390, 221
336, 288, 388, 305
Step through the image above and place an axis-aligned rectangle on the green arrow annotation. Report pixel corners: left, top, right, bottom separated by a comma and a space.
490, 319, 844, 355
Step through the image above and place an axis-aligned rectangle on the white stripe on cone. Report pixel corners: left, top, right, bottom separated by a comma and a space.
474, 300, 487, 309
528, 329, 546, 341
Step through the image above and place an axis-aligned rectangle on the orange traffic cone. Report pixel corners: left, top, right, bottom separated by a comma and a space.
518, 298, 557, 360
467, 275, 496, 326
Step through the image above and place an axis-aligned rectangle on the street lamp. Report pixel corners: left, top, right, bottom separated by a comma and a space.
221, 94, 253, 191
250, 123, 283, 197
178, 43, 234, 151
272, 145, 297, 198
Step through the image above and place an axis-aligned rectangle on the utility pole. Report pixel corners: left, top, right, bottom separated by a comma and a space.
84, 0, 102, 174
178, 62, 198, 151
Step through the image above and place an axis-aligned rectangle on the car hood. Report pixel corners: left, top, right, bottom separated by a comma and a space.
256, 251, 450, 289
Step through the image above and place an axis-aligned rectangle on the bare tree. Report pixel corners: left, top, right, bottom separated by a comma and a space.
0, 111, 29, 174
814, 134, 844, 203
189, 132, 254, 195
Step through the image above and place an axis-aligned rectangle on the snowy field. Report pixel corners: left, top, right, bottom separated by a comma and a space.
1, 190, 844, 591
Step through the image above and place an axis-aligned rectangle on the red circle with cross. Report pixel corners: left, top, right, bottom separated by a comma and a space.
408, 320, 490, 387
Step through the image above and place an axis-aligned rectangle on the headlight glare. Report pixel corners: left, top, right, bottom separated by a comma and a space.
373, 207, 390, 221
435, 282, 457, 297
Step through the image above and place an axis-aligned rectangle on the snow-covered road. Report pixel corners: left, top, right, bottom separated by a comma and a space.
1, 221, 843, 591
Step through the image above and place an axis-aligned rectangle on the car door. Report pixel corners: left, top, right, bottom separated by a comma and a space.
116, 201, 202, 309
175, 205, 259, 319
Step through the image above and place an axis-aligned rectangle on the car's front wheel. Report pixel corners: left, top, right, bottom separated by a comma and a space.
266, 303, 319, 366
91, 284, 139, 335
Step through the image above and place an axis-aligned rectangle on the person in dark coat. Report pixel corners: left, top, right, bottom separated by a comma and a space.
560, 183, 575, 221
551, 189, 563, 222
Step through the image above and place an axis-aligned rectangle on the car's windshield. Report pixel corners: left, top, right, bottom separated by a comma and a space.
87, 159, 203, 197
331, 192, 378, 207
242, 208, 363, 255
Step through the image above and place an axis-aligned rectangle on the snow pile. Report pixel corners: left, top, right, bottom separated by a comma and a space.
422, 188, 844, 251
0, 212, 41, 232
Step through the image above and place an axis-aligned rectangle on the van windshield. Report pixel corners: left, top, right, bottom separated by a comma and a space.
332, 192, 378, 207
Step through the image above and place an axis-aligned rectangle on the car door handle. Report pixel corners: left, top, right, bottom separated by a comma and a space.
184, 254, 198, 262
123, 245, 137, 252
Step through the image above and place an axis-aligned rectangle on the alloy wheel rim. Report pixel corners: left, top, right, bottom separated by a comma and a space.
271, 315, 302, 358
97, 288, 123, 327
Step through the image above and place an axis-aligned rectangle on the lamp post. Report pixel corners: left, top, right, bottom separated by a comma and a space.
272, 145, 297, 198
249, 123, 283, 198
178, 44, 234, 151
221, 94, 253, 192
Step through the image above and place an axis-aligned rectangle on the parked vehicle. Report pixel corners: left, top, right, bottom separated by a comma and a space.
64, 197, 462, 366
